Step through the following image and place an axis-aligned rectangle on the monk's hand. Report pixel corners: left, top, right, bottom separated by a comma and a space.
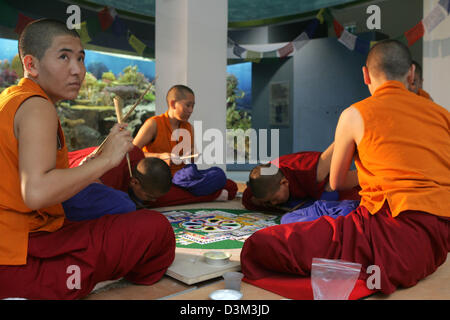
100, 123, 134, 168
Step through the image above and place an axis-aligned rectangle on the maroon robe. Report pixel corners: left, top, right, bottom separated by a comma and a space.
68, 146, 237, 207
242, 151, 360, 212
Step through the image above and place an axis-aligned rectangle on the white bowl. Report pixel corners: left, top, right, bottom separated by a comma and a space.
209, 289, 243, 300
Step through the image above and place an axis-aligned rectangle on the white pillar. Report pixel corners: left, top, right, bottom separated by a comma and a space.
423, 0, 450, 110
155, 0, 228, 169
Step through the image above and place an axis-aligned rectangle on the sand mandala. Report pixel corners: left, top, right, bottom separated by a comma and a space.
162, 209, 280, 249
181, 218, 242, 232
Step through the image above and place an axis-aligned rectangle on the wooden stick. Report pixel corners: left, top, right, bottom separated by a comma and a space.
287, 200, 309, 212
274, 199, 309, 213
113, 96, 133, 178
161, 153, 200, 161
122, 77, 157, 122
92, 77, 157, 156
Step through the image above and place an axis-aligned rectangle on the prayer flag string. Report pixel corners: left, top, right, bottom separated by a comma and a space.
0, 1, 448, 59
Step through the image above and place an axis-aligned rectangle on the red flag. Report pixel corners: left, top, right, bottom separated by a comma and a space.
333, 19, 344, 38
98, 7, 114, 31
404, 21, 425, 47
14, 13, 34, 34
278, 42, 294, 58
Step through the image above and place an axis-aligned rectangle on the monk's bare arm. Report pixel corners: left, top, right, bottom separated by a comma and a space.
316, 142, 334, 182
15, 97, 133, 210
330, 106, 364, 190
132, 118, 165, 158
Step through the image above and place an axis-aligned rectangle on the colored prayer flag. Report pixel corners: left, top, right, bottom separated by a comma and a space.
354, 37, 370, 55
293, 32, 309, 51
98, 7, 114, 31
316, 8, 326, 24
305, 18, 319, 38
108, 7, 118, 20
233, 44, 246, 58
128, 33, 146, 56
278, 42, 294, 58
333, 20, 344, 38
438, 0, 450, 14
423, 5, 446, 33
77, 21, 92, 44
404, 21, 425, 46
245, 50, 262, 63
338, 29, 357, 50
14, 13, 34, 34
112, 16, 127, 37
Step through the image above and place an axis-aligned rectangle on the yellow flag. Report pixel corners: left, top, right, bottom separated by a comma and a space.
129, 34, 146, 56
245, 50, 262, 63
76, 21, 91, 44
316, 8, 326, 24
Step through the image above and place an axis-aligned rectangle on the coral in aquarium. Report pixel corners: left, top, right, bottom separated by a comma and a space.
226, 74, 251, 131
0, 58, 18, 89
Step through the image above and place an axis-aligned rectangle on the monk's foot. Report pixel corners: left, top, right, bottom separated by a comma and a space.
215, 189, 229, 201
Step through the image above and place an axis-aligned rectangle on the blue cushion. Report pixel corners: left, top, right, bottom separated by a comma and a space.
172, 164, 227, 196
63, 183, 136, 221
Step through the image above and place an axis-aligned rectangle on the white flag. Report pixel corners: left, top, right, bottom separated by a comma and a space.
423, 5, 446, 33
293, 32, 310, 51
338, 30, 357, 50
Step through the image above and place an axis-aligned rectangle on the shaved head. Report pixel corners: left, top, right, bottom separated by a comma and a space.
248, 164, 284, 199
18, 18, 80, 62
166, 85, 194, 106
366, 40, 412, 81
133, 157, 172, 194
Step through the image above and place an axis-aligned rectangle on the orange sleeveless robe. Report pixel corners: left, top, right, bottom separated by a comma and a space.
142, 111, 194, 176
0, 78, 68, 265
353, 81, 449, 218
417, 88, 432, 100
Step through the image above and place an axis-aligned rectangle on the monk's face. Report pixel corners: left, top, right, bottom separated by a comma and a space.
259, 178, 290, 206
171, 92, 195, 122
32, 35, 86, 103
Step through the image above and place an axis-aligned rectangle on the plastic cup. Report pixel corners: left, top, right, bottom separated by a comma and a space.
222, 271, 244, 292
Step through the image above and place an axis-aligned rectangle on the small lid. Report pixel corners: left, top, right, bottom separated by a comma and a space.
204, 251, 231, 260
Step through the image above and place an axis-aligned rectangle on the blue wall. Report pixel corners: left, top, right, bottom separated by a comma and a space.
293, 37, 370, 152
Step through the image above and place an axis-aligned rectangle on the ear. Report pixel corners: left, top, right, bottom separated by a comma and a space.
280, 177, 289, 187
130, 177, 139, 186
406, 64, 416, 85
362, 66, 371, 85
169, 99, 177, 109
23, 55, 39, 78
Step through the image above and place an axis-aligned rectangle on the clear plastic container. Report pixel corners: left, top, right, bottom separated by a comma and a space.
311, 258, 362, 300
222, 271, 244, 292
